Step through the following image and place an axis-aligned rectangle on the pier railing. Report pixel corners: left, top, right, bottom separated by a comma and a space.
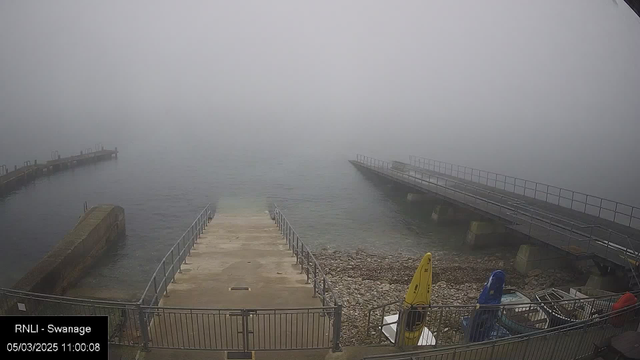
408, 155, 640, 230
366, 290, 628, 348
272, 203, 343, 351
363, 299, 640, 360
139, 204, 214, 307
0, 202, 344, 353
354, 155, 640, 267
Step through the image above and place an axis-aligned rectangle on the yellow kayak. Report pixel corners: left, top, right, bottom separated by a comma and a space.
401, 252, 432, 345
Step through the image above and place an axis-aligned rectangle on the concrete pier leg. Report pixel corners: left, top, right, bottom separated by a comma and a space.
431, 204, 471, 224
407, 193, 432, 202
514, 245, 566, 274
465, 221, 506, 247
585, 273, 626, 292
431, 205, 454, 222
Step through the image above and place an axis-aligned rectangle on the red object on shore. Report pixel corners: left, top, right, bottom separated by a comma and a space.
610, 292, 637, 328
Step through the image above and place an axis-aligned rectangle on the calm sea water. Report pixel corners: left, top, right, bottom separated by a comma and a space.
0, 141, 481, 299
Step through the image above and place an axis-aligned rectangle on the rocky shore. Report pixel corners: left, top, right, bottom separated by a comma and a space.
314, 248, 585, 346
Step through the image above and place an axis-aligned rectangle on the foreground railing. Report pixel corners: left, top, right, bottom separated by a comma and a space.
142, 305, 337, 351
363, 300, 640, 360
366, 290, 629, 348
272, 203, 343, 351
408, 155, 640, 230
0, 288, 142, 346
354, 155, 640, 267
139, 204, 213, 307
0, 203, 343, 353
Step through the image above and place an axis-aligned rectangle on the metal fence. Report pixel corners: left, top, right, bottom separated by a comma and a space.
272, 203, 343, 350
0, 203, 343, 353
142, 306, 336, 351
273, 204, 342, 309
366, 291, 628, 348
140, 204, 214, 307
408, 155, 640, 230
363, 299, 640, 360
0, 288, 142, 346
133, 202, 342, 352
354, 155, 640, 268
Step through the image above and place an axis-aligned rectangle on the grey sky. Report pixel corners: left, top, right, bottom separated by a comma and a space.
1, 1, 639, 202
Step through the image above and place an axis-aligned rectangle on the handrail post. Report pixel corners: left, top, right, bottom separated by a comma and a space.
178, 241, 184, 268
171, 250, 178, 279
322, 278, 327, 306
300, 242, 305, 273
332, 304, 342, 352
162, 261, 169, 297
305, 251, 310, 282
394, 307, 406, 347
138, 304, 150, 351
313, 262, 318, 297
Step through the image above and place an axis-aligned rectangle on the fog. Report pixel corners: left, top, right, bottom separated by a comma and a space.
1, 1, 639, 205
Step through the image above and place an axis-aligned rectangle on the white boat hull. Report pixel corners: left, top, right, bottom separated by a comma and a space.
381, 314, 436, 346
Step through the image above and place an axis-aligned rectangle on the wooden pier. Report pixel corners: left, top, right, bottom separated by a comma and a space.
0, 148, 118, 195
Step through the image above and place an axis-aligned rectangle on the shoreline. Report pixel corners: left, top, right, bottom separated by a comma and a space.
314, 248, 586, 346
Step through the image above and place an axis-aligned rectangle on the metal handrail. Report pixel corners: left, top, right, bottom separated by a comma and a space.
139, 203, 213, 306
408, 155, 640, 229
366, 289, 632, 342
363, 299, 640, 360
272, 203, 343, 351
354, 155, 639, 266
367, 288, 633, 313
141, 305, 338, 311
272, 204, 342, 306
0, 287, 139, 306
401, 159, 640, 257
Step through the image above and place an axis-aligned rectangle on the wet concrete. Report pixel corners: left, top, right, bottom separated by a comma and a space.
158, 206, 318, 309
145, 201, 331, 352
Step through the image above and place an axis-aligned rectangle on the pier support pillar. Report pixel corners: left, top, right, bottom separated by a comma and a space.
407, 193, 432, 202
585, 273, 626, 292
514, 245, 565, 274
431, 204, 470, 224
465, 221, 506, 247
